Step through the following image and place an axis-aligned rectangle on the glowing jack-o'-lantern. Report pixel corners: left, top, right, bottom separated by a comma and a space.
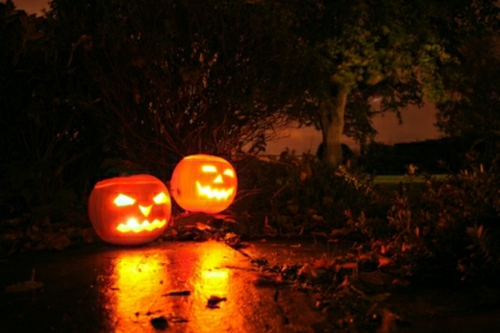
88, 174, 171, 245
170, 154, 237, 214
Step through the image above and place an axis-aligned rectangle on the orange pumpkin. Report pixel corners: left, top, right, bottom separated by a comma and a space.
88, 174, 171, 245
170, 154, 237, 214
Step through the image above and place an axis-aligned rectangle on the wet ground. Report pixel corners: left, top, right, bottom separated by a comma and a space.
1, 239, 500, 333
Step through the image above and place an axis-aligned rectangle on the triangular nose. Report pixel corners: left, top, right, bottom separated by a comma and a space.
214, 175, 223, 183
139, 205, 152, 217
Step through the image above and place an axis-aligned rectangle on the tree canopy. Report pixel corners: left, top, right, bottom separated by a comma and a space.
273, 0, 500, 166
435, 34, 500, 166
437, 35, 500, 137
3, 0, 500, 174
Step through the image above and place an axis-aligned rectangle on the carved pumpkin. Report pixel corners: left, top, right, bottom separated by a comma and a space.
170, 154, 237, 213
88, 174, 171, 245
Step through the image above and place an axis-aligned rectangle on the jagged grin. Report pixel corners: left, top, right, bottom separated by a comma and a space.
196, 181, 235, 200
116, 219, 167, 233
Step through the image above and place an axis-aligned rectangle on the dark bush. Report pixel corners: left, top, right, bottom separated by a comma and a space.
232, 150, 388, 236
357, 137, 477, 175
0, 3, 106, 224
348, 164, 500, 282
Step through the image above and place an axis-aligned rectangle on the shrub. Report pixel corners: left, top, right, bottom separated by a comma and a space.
349, 165, 500, 282
233, 151, 387, 236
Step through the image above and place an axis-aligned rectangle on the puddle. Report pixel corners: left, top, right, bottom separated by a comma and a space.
1, 239, 499, 333
98, 241, 277, 333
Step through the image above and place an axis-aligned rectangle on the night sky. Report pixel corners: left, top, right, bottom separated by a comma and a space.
266, 102, 440, 155
10, 0, 49, 15
11, 0, 442, 155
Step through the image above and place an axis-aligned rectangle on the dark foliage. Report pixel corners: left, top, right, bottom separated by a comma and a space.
46, 0, 307, 164
232, 151, 388, 236
346, 164, 500, 283
356, 136, 492, 175
0, 2, 102, 223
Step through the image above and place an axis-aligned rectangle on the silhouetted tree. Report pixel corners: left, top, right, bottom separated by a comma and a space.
279, 0, 500, 167
0, 0, 102, 217
436, 35, 500, 165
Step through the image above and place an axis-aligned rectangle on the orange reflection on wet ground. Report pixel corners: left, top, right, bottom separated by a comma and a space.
103, 251, 170, 333
197, 248, 230, 303
201, 269, 229, 297
180, 241, 253, 332
99, 242, 258, 333
188, 244, 236, 330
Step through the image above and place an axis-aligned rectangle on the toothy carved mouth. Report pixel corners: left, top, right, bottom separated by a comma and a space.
116, 219, 166, 233
196, 182, 234, 200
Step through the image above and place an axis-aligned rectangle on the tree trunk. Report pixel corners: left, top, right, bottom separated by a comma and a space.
320, 90, 348, 168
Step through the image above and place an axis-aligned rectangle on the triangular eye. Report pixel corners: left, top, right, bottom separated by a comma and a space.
202, 165, 217, 173
223, 169, 234, 177
114, 194, 136, 206
153, 192, 169, 204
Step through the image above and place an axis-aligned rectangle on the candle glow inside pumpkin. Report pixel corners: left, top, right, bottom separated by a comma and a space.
170, 154, 237, 214
88, 174, 171, 245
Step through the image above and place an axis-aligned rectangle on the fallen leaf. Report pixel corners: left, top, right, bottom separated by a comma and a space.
207, 295, 227, 308
150, 316, 168, 330
392, 278, 410, 286
298, 263, 317, 279
312, 258, 329, 269
337, 275, 351, 289
377, 256, 394, 268
376, 309, 398, 333
329, 229, 345, 238
224, 232, 241, 247
311, 214, 324, 221
162, 290, 191, 296
47, 233, 71, 251
337, 262, 358, 271
196, 222, 214, 231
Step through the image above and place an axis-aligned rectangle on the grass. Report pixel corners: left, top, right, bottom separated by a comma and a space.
372, 174, 449, 185
371, 174, 450, 198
